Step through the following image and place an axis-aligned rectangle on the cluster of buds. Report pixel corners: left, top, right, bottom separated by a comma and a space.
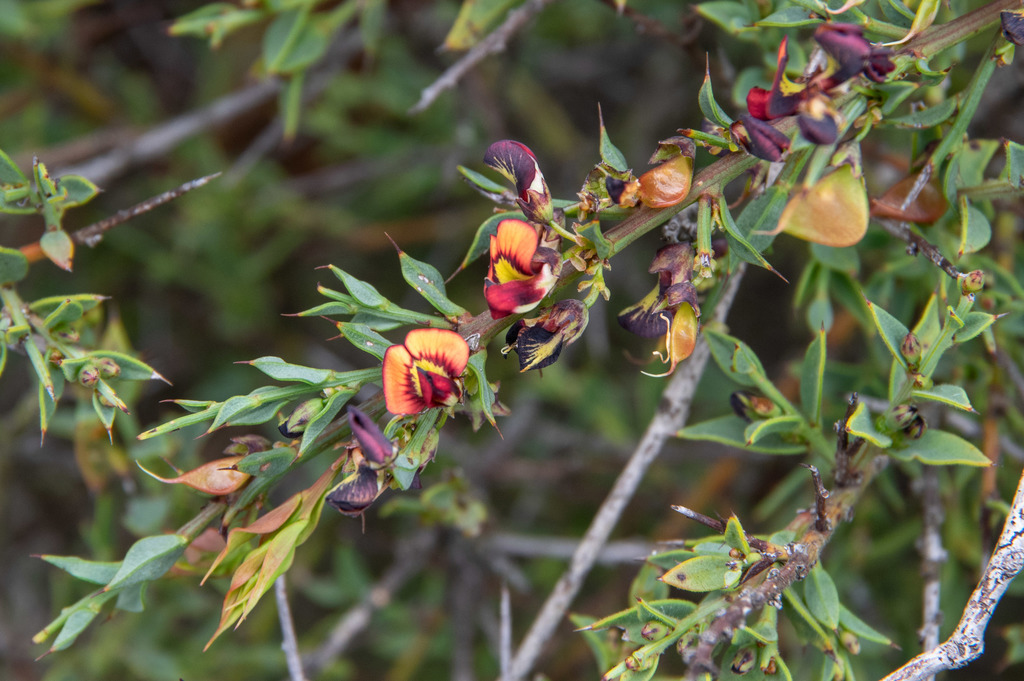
325, 407, 398, 517
733, 24, 895, 161
618, 244, 701, 376
888, 404, 927, 440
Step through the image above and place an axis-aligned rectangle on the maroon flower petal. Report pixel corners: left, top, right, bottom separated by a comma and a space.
483, 140, 542, 202
348, 406, 393, 467
326, 467, 380, 517
734, 115, 791, 162
798, 111, 838, 145
485, 278, 551, 319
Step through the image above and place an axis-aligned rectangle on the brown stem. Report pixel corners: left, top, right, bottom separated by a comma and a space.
875, 218, 965, 281
688, 453, 884, 677
20, 173, 221, 263
802, 464, 832, 534
903, 0, 1022, 59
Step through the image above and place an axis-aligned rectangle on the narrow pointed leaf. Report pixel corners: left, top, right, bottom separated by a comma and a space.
839, 605, 894, 646
911, 384, 974, 412
804, 564, 840, 630
699, 62, 733, 128
953, 311, 998, 343
329, 266, 388, 308
678, 415, 805, 454
105, 534, 188, 591
800, 326, 827, 426
865, 297, 910, 370
299, 388, 355, 455
958, 200, 991, 256
598, 104, 629, 171
338, 323, 391, 360
396, 245, 467, 317
717, 196, 781, 276
744, 415, 803, 445
40, 555, 121, 585
51, 609, 100, 652
458, 164, 508, 193
246, 356, 333, 385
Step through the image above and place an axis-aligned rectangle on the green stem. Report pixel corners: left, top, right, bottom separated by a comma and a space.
904, 0, 1021, 59
177, 500, 228, 541
928, 32, 1001, 168
849, 8, 910, 40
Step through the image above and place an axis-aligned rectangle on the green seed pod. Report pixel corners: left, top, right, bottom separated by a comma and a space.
888, 404, 919, 431
78, 363, 100, 387
900, 333, 922, 366
640, 621, 669, 641
95, 357, 121, 379
841, 630, 861, 655
961, 269, 984, 295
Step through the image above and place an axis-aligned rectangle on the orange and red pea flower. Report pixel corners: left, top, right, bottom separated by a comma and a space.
484, 218, 559, 320
382, 328, 470, 415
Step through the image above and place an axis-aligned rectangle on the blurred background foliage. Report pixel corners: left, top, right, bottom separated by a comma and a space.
1, 1, 1023, 680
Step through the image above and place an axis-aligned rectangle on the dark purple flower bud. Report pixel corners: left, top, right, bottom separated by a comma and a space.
483, 140, 553, 224
798, 110, 838, 145
733, 115, 790, 162
814, 23, 894, 86
900, 333, 923, 365
348, 406, 395, 467
224, 434, 272, 456
864, 50, 896, 83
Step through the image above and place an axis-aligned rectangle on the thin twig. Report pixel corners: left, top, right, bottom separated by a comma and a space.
875, 217, 965, 281
83, 173, 220, 245
880, 466, 1024, 681
502, 265, 747, 681
275, 576, 309, 681
18, 173, 221, 262
225, 30, 362, 185
801, 464, 831, 533
916, 466, 946, 678
834, 394, 864, 487
595, 0, 700, 50
485, 533, 656, 564
500, 583, 512, 681
56, 80, 280, 186
408, 0, 559, 115
299, 531, 436, 677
